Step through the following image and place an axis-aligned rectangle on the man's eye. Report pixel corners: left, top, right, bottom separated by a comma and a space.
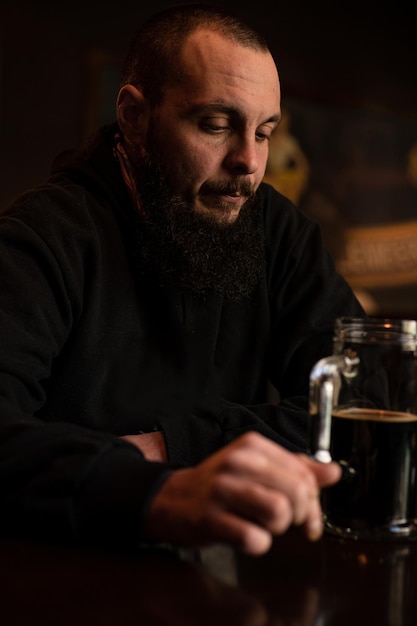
200, 120, 229, 133
256, 127, 274, 142
256, 132, 270, 142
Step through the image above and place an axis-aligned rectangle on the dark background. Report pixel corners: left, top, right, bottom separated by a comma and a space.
1, 0, 416, 314
1, 0, 416, 207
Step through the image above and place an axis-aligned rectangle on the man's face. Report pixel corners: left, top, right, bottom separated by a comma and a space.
126, 30, 281, 299
139, 29, 281, 225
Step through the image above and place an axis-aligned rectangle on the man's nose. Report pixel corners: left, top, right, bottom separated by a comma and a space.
224, 136, 260, 175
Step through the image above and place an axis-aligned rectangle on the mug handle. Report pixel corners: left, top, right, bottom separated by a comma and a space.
309, 355, 359, 463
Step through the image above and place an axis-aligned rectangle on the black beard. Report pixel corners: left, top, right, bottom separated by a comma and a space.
129, 149, 264, 301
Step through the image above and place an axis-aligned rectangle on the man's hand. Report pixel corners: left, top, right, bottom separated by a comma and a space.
143, 432, 340, 555
120, 431, 168, 462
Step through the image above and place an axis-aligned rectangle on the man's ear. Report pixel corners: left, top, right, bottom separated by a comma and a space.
116, 84, 150, 144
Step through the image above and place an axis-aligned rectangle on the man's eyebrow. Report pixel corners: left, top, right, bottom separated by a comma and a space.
189, 102, 281, 125
188, 102, 240, 116
266, 114, 281, 125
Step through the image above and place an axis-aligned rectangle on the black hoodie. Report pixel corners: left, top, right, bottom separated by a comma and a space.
0, 124, 363, 547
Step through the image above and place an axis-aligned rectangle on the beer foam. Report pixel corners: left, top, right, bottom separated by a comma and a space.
333, 408, 417, 423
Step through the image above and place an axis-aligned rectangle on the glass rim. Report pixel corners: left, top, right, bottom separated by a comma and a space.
335, 316, 417, 338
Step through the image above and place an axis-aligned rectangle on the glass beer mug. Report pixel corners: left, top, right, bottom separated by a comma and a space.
309, 317, 417, 541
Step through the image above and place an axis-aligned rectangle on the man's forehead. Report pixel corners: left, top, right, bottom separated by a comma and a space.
180, 28, 275, 75
177, 29, 279, 95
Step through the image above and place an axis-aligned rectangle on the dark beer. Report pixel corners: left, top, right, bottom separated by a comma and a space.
323, 408, 417, 539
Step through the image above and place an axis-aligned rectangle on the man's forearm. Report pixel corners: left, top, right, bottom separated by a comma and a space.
120, 431, 168, 462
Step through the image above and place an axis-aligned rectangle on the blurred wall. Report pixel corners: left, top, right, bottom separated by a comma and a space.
0, 0, 417, 208
1, 0, 415, 210
1, 0, 417, 318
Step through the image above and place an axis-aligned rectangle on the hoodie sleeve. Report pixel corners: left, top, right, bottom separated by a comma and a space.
0, 188, 171, 547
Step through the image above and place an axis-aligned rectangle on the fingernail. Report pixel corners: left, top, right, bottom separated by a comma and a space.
307, 518, 323, 541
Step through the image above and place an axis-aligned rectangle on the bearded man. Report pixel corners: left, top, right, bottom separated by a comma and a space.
0, 4, 362, 554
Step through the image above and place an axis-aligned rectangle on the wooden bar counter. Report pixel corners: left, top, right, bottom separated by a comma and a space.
1, 526, 416, 625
